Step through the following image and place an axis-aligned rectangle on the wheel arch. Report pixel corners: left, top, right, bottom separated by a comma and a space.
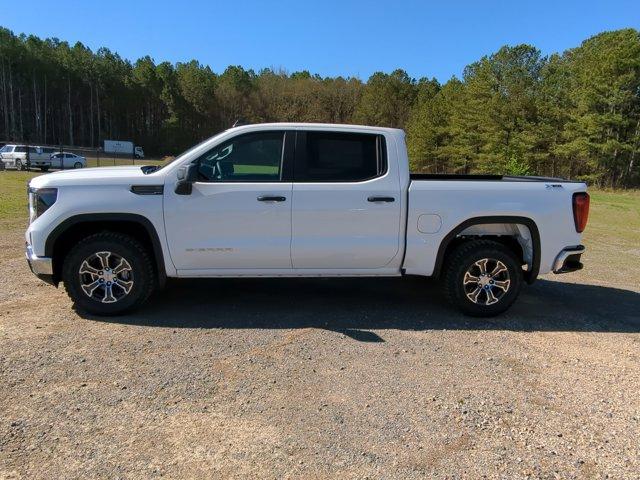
433, 216, 541, 284
45, 213, 166, 288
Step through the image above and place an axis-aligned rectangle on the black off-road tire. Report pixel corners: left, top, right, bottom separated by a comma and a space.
62, 232, 155, 316
443, 240, 523, 317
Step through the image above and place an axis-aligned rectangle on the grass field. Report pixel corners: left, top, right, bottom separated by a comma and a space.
84, 157, 165, 168
0, 171, 39, 226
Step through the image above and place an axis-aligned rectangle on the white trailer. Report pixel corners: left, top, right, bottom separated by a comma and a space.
104, 140, 144, 158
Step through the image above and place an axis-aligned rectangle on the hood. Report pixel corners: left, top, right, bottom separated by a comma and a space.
29, 165, 159, 189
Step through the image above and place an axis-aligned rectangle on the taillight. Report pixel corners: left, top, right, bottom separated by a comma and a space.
572, 192, 590, 233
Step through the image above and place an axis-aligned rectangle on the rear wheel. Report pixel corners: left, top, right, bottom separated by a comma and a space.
15, 159, 23, 171
443, 240, 523, 317
62, 232, 155, 315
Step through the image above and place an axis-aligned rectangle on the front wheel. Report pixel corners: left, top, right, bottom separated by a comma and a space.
73, 161, 83, 169
443, 240, 523, 317
62, 232, 155, 315
40, 166, 50, 172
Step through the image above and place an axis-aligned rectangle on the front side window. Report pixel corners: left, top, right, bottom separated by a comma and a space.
297, 132, 385, 182
197, 131, 284, 182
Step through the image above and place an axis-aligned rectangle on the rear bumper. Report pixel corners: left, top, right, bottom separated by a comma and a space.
552, 245, 585, 274
26, 243, 55, 285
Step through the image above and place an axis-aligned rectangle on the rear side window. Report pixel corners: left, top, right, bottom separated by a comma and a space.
296, 132, 385, 182
15, 146, 27, 153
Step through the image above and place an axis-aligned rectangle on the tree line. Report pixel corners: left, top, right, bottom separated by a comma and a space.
0, 27, 639, 187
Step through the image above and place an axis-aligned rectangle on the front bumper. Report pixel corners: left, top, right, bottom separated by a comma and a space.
552, 245, 585, 274
25, 243, 55, 285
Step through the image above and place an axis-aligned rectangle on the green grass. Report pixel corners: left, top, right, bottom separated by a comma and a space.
85, 157, 164, 168
0, 171, 41, 227
233, 164, 279, 174
586, 190, 640, 245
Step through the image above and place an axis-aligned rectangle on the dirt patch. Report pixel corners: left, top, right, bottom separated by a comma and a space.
1, 223, 639, 478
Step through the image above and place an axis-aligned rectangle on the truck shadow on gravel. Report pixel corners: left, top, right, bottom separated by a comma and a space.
88, 277, 640, 341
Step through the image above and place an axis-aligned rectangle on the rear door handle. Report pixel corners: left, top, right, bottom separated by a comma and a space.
257, 195, 286, 202
367, 196, 395, 203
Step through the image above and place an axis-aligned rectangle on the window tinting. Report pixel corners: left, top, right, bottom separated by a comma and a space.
298, 132, 384, 182
15, 146, 27, 153
197, 131, 284, 182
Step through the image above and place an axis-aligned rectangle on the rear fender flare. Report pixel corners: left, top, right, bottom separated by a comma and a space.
433, 216, 540, 284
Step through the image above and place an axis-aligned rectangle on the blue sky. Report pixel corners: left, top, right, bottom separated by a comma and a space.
1, 0, 639, 82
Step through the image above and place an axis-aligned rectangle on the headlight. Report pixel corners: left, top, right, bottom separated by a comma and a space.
28, 187, 57, 222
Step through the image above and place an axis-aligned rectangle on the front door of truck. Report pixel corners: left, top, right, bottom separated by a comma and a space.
291, 131, 402, 269
164, 130, 294, 271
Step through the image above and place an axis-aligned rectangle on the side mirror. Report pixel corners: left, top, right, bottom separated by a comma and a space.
175, 163, 198, 195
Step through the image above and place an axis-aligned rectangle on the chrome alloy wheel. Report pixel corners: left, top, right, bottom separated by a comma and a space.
78, 251, 134, 303
463, 258, 511, 306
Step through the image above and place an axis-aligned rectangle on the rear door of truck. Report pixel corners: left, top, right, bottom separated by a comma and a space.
290, 130, 401, 269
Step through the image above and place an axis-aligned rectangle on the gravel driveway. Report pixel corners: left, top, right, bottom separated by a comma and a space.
1, 225, 639, 479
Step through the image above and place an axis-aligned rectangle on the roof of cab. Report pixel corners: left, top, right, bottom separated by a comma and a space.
227, 122, 405, 136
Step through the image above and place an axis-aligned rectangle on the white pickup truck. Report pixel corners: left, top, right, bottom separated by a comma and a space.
25, 123, 590, 317
1, 144, 56, 171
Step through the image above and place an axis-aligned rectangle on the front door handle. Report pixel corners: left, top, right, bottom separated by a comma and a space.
257, 195, 286, 202
367, 196, 395, 203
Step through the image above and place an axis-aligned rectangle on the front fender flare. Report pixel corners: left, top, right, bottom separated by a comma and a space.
44, 213, 167, 288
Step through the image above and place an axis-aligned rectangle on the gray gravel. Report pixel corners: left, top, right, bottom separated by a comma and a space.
1, 228, 639, 479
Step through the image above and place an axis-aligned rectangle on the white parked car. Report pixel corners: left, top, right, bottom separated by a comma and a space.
24, 123, 589, 317
50, 152, 86, 169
